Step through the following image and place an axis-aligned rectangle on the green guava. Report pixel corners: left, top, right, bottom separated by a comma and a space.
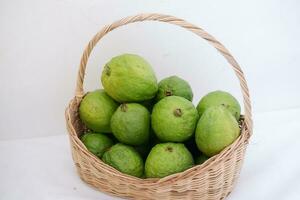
151, 96, 199, 142
101, 54, 158, 102
195, 154, 209, 165
111, 103, 150, 145
79, 89, 119, 132
195, 105, 240, 157
156, 76, 193, 102
196, 90, 241, 120
145, 143, 194, 178
102, 143, 144, 178
81, 132, 114, 158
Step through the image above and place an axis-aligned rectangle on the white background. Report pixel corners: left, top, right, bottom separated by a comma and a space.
1, 1, 300, 200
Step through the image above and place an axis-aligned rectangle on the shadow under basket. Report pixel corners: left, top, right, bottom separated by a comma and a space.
65, 13, 253, 200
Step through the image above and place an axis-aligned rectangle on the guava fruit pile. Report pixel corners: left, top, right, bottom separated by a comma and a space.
79, 54, 241, 178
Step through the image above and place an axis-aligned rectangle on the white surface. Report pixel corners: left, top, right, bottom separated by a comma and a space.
1, 108, 300, 200
1, 0, 300, 139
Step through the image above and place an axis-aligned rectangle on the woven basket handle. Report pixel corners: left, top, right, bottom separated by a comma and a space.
74, 13, 253, 137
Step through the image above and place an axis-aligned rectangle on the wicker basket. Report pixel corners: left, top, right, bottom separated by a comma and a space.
65, 13, 253, 200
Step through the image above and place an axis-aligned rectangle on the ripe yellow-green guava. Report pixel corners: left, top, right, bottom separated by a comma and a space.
195, 105, 240, 157
79, 89, 118, 133
111, 103, 150, 146
101, 54, 158, 102
196, 90, 241, 120
81, 132, 114, 158
151, 96, 199, 142
156, 76, 193, 102
102, 143, 144, 178
145, 143, 194, 178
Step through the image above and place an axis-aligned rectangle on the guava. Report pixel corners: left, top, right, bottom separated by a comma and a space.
101, 54, 158, 102
111, 103, 150, 145
102, 143, 144, 178
81, 132, 114, 158
196, 90, 241, 120
156, 76, 193, 102
195, 154, 209, 165
195, 105, 240, 157
145, 143, 194, 178
151, 96, 199, 142
79, 89, 118, 132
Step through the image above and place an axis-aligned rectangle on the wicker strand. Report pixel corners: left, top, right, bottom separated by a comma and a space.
74, 13, 252, 136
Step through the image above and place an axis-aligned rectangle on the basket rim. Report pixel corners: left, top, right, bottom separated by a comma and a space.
66, 97, 249, 184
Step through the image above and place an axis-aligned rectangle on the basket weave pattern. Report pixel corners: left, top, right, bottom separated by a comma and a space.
65, 13, 252, 200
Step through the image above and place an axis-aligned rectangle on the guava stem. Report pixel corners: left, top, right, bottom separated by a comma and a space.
165, 89, 172, 96
221, 103, 230, 108
166, 146, 173, 152
104, 65, 111, 76
173, 108, 182, 117
121, 104, 128, 112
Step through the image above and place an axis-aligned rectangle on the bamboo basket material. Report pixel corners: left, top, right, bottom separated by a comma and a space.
65, 13, 253, 200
